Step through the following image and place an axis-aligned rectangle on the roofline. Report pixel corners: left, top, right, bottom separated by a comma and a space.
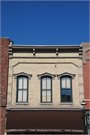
12, 45, 80, 49
0, 37, 9, 39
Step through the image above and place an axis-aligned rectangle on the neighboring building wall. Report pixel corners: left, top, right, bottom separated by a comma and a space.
83, 59, 90, 109
0, 38, 9, 135
82, 42, 90, 134
82, 42, 90, 109
7, 47, 84, 107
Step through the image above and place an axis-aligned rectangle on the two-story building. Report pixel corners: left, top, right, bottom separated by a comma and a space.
4, 42, 88, 134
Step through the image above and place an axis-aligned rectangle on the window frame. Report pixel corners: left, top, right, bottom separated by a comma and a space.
16, 76, 28, 103
41, 76, 52, 103
60, 76, 72, 103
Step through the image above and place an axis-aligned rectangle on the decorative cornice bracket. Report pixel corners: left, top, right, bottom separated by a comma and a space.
56, 48, 58, 56
33, 48, 35, 56
9, 41, 13, 59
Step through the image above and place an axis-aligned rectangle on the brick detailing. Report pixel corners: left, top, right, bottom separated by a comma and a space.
0, 38, 9, 135
85, 50, 90, 57
0, 38, 9, 106
0, 107, 6, 134
83, 51, 90, 109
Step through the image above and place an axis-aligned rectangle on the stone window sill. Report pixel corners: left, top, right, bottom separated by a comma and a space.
16, 102, 29, 105
60, 102, 73, 105
40, 103, 53, 105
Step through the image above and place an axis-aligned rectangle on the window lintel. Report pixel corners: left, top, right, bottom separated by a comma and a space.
57, 72, 75, 79
14, 72, 32, 79
37, 72, 56, 79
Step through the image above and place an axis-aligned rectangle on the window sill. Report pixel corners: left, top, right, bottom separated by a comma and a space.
16, 102, 29, 105
40, 103, 53, 105
60, 102, 73, 105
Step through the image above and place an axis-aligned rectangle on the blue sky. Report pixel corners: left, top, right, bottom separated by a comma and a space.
1, 1, 89, 45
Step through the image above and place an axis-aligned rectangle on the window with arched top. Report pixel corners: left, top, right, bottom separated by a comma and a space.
14, 72, 32, 103
37, 72, 56, 103
61, 76, 72, 102
41, 77, 52, 103
16, 76, 28, 102
57, 72, 75, 103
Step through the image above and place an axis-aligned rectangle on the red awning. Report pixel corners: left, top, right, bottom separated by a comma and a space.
6, 110, 84, 133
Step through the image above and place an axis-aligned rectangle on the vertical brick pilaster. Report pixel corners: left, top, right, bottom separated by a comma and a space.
83, 51, 90, 109
0, 38, 9, 135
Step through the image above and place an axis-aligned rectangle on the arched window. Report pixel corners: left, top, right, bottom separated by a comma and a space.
16, 76, 28, 102
37, 72, 55, 103
57, 72, 75, 103
41, 77, 52, 103
14, 72, 32, 103
61, 76, 72, 102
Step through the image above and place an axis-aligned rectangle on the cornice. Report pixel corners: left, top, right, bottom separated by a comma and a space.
12, 45, 80, 49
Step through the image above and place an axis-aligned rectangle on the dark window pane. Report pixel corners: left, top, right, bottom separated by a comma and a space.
62, 90, 66, 95
67, 90, 71, 101
62, 90, 66, 101
62, 95, 66, 101
67, 95, 71, 101
67, 90, 71, 96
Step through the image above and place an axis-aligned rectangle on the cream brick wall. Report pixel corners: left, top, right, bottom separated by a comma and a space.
58, 53, 79, 57
13, 52, 33, 57
13, 52, 78, 57
7, 52, 84, 107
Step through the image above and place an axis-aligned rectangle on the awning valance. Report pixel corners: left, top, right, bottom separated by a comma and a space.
6, 110, 84, 133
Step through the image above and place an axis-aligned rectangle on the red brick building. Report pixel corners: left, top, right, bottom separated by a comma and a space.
82, 42, 90, 134
0, 38, 10, 135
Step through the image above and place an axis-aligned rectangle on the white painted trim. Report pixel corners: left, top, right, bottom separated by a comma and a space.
6, 106, 83, 111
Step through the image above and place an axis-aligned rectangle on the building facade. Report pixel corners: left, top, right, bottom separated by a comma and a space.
5, 43, 85, 134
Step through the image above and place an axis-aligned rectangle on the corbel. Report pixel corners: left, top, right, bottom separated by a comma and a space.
56, 48, 58, 56
9, 41, 13, 59
33, 48, 35, 56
